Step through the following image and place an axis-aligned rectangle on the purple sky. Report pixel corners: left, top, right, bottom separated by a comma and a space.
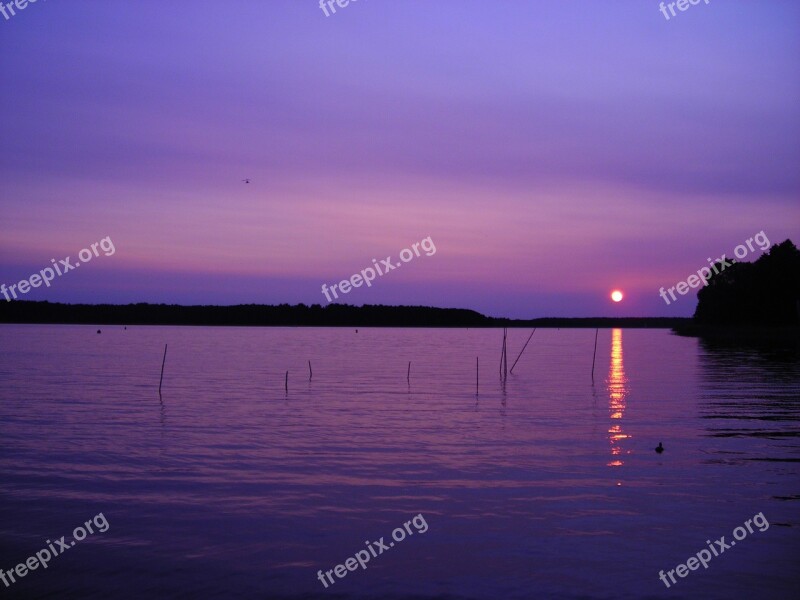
1, 0, 798, 318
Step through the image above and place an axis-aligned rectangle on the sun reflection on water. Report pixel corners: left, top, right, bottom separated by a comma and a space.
607, 328, 630, 467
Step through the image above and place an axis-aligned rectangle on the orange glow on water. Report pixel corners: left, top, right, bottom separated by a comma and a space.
607, 329, 630, 467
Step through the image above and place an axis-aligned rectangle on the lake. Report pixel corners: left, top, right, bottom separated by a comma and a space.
0, 325, 798, 599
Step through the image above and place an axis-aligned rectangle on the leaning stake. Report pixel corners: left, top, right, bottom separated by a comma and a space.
158, 344, 167, 395
591, 329, 599, 382
308, 360, 312, 381
510, 328, 536, 374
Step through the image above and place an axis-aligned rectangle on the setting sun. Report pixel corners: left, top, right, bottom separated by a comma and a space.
611, 290, 624, 302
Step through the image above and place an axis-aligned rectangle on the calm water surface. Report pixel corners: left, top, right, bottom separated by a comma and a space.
1, 326, 798, 599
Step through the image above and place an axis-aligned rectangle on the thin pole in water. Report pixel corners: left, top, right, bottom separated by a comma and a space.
407, 361, 411, 385
499, 328, 506, 376
308, 360, 312, 381
476, 356, 479, 394
158, 344, 167, 395
285, 370, 289, 392
499, 330, 503, 374
503, 328, 508, 381
510, 328, 536, 374
591, 329, 599, 382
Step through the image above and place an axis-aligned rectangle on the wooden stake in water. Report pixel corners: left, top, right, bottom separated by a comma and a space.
285, 370, 289, 392
591, 329, 599, 382
476, 356, 479, 394
308, 360, 312, 381
158, 344, 167, 395
499, 328, 506, 376
407, 361, 411, 385
510, 328, 536, 374
503, 328, 508, 381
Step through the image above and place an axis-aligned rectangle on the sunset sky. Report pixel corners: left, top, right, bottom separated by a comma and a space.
1, 0, 798, 318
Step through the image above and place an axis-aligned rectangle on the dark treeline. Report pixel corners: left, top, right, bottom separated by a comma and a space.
0, 301, 687, 328
694, 239, 800, 325
0, 302, 489, 327
674, 239, 800, 343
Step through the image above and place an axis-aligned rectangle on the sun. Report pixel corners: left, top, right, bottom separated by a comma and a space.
611, 290, 624, 303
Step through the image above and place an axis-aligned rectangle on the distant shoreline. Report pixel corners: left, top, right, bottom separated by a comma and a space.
0, 301, 689, 329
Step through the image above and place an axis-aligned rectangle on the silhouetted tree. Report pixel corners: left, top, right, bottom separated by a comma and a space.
694, 239, 800, 325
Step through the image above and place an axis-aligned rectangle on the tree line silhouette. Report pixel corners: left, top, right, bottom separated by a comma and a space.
694, 239, 799, 326
0, 301, 686, 329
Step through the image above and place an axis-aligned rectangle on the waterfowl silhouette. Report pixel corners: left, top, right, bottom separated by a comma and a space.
655, 442, 664, 454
